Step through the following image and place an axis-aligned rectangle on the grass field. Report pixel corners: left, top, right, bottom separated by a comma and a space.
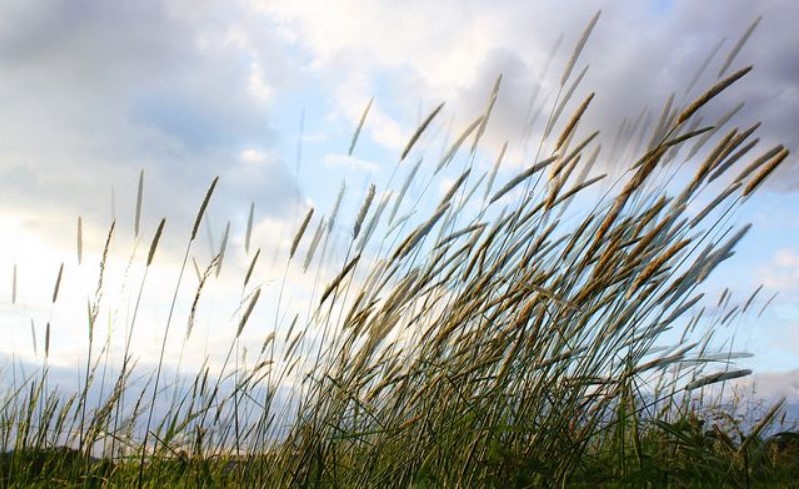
1, 14, 797, 487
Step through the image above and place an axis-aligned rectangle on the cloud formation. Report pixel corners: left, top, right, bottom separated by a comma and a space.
0, 0, 301, 253
1, 0, 798, 381
1, 0, 797, 250
262, 0, 799, 183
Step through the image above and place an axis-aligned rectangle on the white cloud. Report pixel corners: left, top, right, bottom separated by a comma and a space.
254, 0, 799, 186
761, 248, 799, 293
775, 249, 799, 268
324, 153, 380, 173
1, 0, 799, 378
248, 61, 274, 105
735, 369, 799, 403
240, 148, 269, 164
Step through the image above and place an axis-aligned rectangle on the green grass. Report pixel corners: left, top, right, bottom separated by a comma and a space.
2, 17, 797, 487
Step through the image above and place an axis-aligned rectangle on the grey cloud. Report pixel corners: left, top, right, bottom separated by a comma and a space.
557, 1, 799, 183
280, 0, 799, 187
736, 370, 799, 425
2, 0, 798, 258
0, 0, 300, 257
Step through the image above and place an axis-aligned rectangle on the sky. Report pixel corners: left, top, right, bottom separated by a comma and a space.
0, 0, 798, 404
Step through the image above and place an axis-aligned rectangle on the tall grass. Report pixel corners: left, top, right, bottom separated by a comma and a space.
1, 16, 797, 487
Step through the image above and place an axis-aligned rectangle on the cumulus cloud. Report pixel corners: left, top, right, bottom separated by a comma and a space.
0, 0, 301, 258
761, 248, 799, 292
1, 0, 798, 377
3, 0, 796, 254
260, 0, 799, 183
746, 369, 799, 402
324, 154, 380, 174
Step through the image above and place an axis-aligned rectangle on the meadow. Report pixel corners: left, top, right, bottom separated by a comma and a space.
1, 13, 798, 487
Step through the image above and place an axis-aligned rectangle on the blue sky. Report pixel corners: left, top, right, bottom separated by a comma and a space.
0, 0, 798, 402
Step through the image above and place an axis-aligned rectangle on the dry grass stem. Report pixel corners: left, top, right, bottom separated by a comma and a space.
354, 184, 375, 239
349, 97, 374, 156
676, 66, 752, 126
470, 74, 502, 153
52, 262, 64, 303
320, 254, 361, 305
719, 17, 761, 78
147, 218, 166, 266
490, 156, 557, 204
438, 115, 483, 174
400, 102, 445, 161
555, 92, 595, 152
216, 221, 231, 276
561, 10, 601, 86
484, 141, 507, 201
245, 202, 254, 254
290, 208, 314, 259
244, 248, 260, 288
77, 217, 83, 265
135, 169, 144, 238
237, 288, 261, 337
743, 147, 790, 196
